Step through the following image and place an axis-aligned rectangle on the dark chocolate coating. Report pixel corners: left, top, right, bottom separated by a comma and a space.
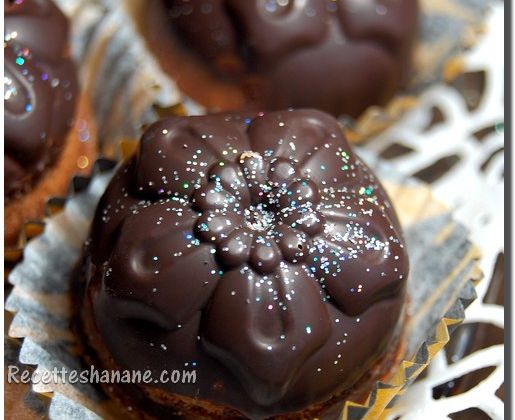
84, 110, 409, 417
162, 0, 418, 117
4, 0, 78, 199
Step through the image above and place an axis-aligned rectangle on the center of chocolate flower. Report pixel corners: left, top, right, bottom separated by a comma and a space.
192, 152, 326, 274
244, 203, 275, 232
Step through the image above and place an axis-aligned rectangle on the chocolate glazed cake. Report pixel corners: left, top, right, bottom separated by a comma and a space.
140, 0, 418, 117
4, 0, 95, 245
79, 110, 409, 418
4, 0, 78, 197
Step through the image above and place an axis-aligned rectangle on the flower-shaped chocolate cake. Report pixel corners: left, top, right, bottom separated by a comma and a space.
147, 0, 418, 117
83, 110, 409, 417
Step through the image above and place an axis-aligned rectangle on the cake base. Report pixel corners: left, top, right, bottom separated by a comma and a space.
73, 260, 407, 420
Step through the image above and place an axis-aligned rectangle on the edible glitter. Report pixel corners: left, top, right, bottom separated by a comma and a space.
89, 110, 409, 400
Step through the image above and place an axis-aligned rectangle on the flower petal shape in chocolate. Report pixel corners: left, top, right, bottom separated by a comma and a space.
85, 109, 409, 417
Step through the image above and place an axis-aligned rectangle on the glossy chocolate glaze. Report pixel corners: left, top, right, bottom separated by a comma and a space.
161, 0, 418, 117
84, 110, 409, 417
4, 0, 78, 199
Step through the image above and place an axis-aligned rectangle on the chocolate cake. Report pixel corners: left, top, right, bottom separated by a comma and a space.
79, 109, 409, 418
4, 0, 96, 246
140, 0, 419, 117
4, 0, 78, 198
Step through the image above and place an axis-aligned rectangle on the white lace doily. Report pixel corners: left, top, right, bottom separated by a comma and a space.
358, 4, 505, 419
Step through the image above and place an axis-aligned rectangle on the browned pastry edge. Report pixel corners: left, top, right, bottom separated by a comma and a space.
74, 263, 406, 420
4, 94, 97, 247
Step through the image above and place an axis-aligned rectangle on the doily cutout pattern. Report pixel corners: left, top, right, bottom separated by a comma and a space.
359, 3, 504, 419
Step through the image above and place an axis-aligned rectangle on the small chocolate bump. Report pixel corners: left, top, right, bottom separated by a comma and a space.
192, 184, 236, 211
276, 225, 309, 263
268, 157, 297, 186
218, 229, 253, 268
249, 239, 282, 274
